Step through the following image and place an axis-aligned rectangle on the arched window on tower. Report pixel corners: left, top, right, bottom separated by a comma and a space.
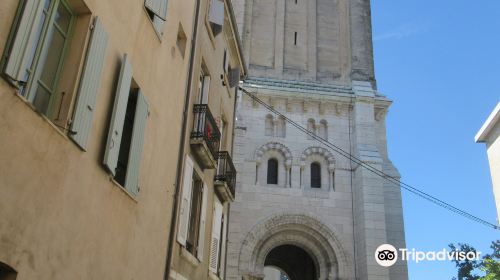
265, 114, 274, 136
267, 158, 279, 185
311, 162, 321, 188
318, 120, 328, 140
276, 116, 286, 138
307, 119, 315, 139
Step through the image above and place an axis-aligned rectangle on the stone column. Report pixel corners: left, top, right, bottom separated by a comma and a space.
291, 164, 301, 189
285, 165, 292, 187
351, 81, 390, 280
328, 167, 335, 191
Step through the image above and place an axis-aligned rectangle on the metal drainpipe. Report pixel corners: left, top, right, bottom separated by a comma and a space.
164, 0, 202, 278
222, 83, 240, 280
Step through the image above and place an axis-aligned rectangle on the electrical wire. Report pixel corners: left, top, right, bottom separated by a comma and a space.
239, 86, 500, 231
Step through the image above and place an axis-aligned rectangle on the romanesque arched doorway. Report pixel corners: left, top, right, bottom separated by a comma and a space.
238, 213, 354, 280
264, 245, 317, 280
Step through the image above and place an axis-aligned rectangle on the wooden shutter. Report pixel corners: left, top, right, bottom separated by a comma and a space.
103, 54, 133, 175
177, 155, 194, 246
124, 90, 149, 197
228, 67, 240, 88
219, 211, 228, 277
197, 184, 208, 261
4, 0, 45, 83
209, 198, 223, 273
70, 17, 108, 150
208, 0, 224, 36
144, 0, 168, 20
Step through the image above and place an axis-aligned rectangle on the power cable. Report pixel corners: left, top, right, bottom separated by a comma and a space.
239, 86, 500, 231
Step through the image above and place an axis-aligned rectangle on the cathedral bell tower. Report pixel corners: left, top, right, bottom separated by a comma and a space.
227, 0, 408, 279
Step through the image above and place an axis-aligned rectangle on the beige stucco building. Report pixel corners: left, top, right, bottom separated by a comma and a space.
0, 0, 244, 279
476, 102, 500, 222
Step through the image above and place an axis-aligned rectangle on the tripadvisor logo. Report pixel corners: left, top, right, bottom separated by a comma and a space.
375, 244, 481, 267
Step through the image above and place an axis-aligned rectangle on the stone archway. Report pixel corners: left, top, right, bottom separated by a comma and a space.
238, 213, 354, 280
300, 146, 335, 169
255, 142, 293, 167
265, 245, 317, 280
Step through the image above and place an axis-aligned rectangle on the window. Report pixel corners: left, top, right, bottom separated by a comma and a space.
265, 114, 274, 136
0, 262, 17, 280
103, 55, 149, 197
209, 197, 224, 274
144, 0, 168, 37
318, 120, 327, 140
2, 0, 74, 116
186, 173, 204, 255
267, 158, 278, 185
311, 162, 321, 188
307, 119, 315, 139
178, 156, 208, 261
2, 1, 109, 150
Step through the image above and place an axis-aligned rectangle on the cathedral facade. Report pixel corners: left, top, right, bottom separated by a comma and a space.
227, 0, 408, 279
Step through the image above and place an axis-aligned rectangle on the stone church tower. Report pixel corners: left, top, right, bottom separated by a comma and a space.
227, 0, 408, 279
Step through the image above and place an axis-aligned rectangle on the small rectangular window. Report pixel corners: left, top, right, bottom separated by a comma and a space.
294, 32, 298, 45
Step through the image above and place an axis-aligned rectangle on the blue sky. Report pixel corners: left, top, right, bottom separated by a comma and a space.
371, 0, 500, 279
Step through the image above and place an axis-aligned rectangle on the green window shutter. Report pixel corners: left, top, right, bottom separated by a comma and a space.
124, 89, 149, 197
4, 0, 45, 83
70, 17, 108, 150
144, 0, 168, 20
197, 184, 208, 261
103, 54, 133, 176
208, 0, 224, 36
177, 155, 194, 246
209, 0, 224, 27
209, 197, 223, 273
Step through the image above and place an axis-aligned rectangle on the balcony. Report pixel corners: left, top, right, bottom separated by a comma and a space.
190, 104, 221, 169
214, 151, 236, 202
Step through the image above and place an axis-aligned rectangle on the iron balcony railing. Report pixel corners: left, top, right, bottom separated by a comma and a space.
191, 104, 221, 161
215, 151, 236, 198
